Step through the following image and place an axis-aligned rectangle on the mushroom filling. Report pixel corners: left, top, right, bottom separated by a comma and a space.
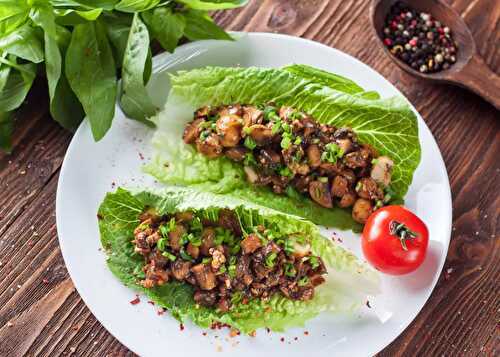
133, 209, 327, 311
183, 104, 395, 224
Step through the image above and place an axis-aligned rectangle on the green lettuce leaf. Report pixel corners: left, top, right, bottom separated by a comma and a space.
145, 66, 420, 229
98, 187, 380, 333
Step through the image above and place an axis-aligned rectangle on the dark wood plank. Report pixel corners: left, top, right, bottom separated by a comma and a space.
0, 1, 498, 356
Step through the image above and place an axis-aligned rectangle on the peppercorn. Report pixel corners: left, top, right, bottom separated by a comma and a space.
382, 1, 458, 73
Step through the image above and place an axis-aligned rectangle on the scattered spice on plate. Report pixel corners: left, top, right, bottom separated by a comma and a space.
129, 296, 140, 305
304, 330, 309, 336
280, 337, 285, 342
179, 323, 185, 331
382, 1, 458, 73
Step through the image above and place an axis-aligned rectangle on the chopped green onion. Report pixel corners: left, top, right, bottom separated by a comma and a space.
309, 256, 320, 270
190, 217, 203, 233
312, 138, 321, 144
229, 256, 237, 265
284, 263, 296, 277
202, 257, 212, 264
298, 276, 309, 287
278, 166, 293, 177
244, 136, 257, 150
162, 251, 177, 261
280, 135, 292, 149
218, 265, 227, 273
188, 233, 202, 247
371, 158, 378, 165
230, 244, 241, 255
294, 136, 302, 145
271, 120, 282, 134
284, 239, 295, 255
285, 186, 301, 200
318, 176, 328, 183
180, 249, 194, 262
243, 152, 257, 166
355, 181, 363, 192
265, 252, 278, 268
243, 126, 253, 135
157, 237, 167, 251
321, 143, 344, 163
228, 264, 236, 278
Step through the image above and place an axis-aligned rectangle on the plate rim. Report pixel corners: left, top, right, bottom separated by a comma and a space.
56, 31, 452, 357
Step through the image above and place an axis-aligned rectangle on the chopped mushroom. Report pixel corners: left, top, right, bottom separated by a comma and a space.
168, 224, 187, 251
331, 175, 349, 197
225, 147, 247, 162
337, 191, 356, 208
306, 145, 321, 168
352, 198, 373, 223
195, 134, 223, 158
370, 156, 394, 187
356, 177, 384, 200
216, 114, 242, 147
191, 263, 217, 290
171, 260, 191, 281
183, 118, 204, 144
248, 124, 274, 145
241, 234, 262, 254
309, 181, 333, 208
200, 227, 216, 256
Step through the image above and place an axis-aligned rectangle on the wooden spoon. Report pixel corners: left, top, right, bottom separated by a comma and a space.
371, 0, 500, 110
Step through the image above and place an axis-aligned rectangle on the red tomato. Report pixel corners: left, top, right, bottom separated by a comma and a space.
361, 205, 429, 275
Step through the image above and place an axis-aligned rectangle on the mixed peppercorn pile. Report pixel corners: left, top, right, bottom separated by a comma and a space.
183, 103, 395, 224
133, 209, 327, 311
383, 1, 458, 73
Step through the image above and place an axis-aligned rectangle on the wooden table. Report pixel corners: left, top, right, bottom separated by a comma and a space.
0, 1, 498, 356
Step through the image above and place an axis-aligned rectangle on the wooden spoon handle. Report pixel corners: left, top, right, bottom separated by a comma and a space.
451, 54, 500, 110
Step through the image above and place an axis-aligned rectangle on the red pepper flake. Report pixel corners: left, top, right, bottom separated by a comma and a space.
130, 296, 140, 305
96, 213, 104, 220
366, 300, 372, 308
139, 152, 145, 160
157, 308, 166, 315
147, 300, 155, 305
111, 181, 116, 188
202, 332, 207, 336
266, 327, 271, 333
179, 323, 184, 331
304, 331, 309, 336
280, 337, 285, 342
249, 331, 256, 337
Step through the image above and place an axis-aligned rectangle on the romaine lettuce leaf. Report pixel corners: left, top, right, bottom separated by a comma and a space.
98, 187, 380, 333
145, 66, 420, 229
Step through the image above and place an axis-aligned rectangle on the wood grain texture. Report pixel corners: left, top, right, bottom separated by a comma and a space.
0, 1, 498, 356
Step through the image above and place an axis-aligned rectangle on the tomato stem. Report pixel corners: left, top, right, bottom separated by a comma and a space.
389, 221, 418, 251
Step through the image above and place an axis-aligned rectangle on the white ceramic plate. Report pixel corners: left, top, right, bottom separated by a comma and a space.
56, 33, 452, 357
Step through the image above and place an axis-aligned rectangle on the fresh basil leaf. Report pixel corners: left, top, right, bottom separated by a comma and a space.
183, 10, 232, 41
102, 11, 133, 65
55, 0, 119, 10
114, 0, 161, 13
119, 13, 156, 124
30, 5, 62, 106
0, 0, 30, 36
0, 24, 44, 63
0, 110, 13, 152
176, 0, 247, 10
142, 7, 185, 53
54, 8, 103, 25
0, 59, 11, 93
50, 73, 85, 131
0, 56, 36, 112
55, 24, 72, 49
66, 21, 117, 140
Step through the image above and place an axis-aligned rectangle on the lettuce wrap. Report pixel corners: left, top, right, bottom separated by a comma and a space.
145, 65, 421, 230
98, 187, 379, 333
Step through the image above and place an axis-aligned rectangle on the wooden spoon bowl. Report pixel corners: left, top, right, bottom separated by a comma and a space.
370, 0, 500, 110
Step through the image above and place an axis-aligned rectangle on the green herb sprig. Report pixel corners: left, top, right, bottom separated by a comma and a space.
0, 0, 247, 152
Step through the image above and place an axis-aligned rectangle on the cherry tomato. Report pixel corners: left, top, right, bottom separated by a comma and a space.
361, 205, 429, 275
